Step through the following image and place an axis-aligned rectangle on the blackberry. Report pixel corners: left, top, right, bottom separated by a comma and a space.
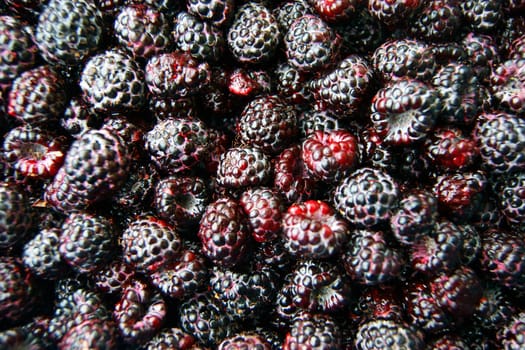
173, 11, 225, 62
218, 333, 272, 350
284, 14, 341, 72
282, 200, 349, 259
0, 182, 35, 249
411, 0, 463, 42
22, 228, 63, 279
496, 172, 525, 226
273, 0, 313, 31
473, 281, 515, 331
461, 0, 502, 33
425, 128, 479, 172
368, 0, 423, 27
237, 95, 298, 155
404, 281, 451, 334
308, 0, 360, 23
149, 95, 196, 121
370, 79, 441, 146
143, 327, 196, 350
283, 312, 341, 350
61, 97, 103, 138
462, 32, 500, 83
227, 2, 281, 64
187, 0, 234, 27
198, 197, 250, 267
274, 62, 311, 103
491, 58, 525, 115
58, 318, 119, 350
309, 54, 374, 115
298, 109, 345, 138
79, 49, 146, 113
239, 187, 284, 243
342, 229, 404, 285
216, 146, 272, 189
0, 257, 36, 324
7, 65, 68, 125
355, 319, 424, 350
93, 258, 136, 295
333, 167, 399, 228
497, 311, 525, 349
228, 68, 273, 98
426, 334, 469, 350
458, 224, 482, 265
145, 117, 211, 175
351, 285, 404, 323
333, 8, 385, 55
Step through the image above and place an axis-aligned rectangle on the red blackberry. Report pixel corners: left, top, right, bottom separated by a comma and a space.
113, 279, 167, 345
187, 0, 234, 27
411, 0, 463, 42
22, 228, 63, 279
273, 0, 313, 31
283, 312, 341, 350
390, 190, 438, 245
461, 0, 502, 33
218, 333, 271, 350
237, 95, 298, 155
113, 4, 171, 60
0, 182, 35, 249
93, 258, 136, 295
228, 68, 272, 98
149, 248, 208, 300
425, 128, 479, 172
198, 197, 250, 267
240, 187, 284, 243
59, 212, 115, 274
496, 172, 525, 226
227, 2, 281, 64
0, 257, 36, 324
284, 14, 341, 73
298, 109, 345, 138
404, 281, 451, 334
143, 327, 196, 350
370, 79, 441, 146
3, 125, 66, 179
333, 167, 399, 228
145, 51, 211, 97
491, 58, 525, 116
355, 319, 424, 350
461, 32, 500, 83
7, 65, 68, 126
35, 0, 103, 65
282, 200, 349, 259
0, 15, 37, 92
302, 130, 359, 183
372, 39, 436, 82
121, 217, 182, 273
58, 318, 119, 350
145, 117, 211, 175
79, 49, 146, 113
342, 228, 403, 285
173, 11, 225, 62
309, 54, 374, 115
368, 0, 423, 27
497, 311, 525, 349
308, 0, 360, 23
474, 112, 525, 175
216, 146, 272, 189
479, 228, 525, 292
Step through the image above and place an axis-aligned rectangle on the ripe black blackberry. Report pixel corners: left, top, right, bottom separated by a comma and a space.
148, 95, 196, 121
61, 97, 103, 138
462, 32, 500, 83
497, 311, 525, 349
187, 0, 234, 27
218, 333, 272, 349
368, 0, 423, 27
461, 0, 502, 33
58, 318, 119, 350
143, 327, 196, 350
283, 312, 342, 350
298, 109, 345, 138
0, 181, 35, 249
351, 285, 405, 324
411, 0, 463, 42
216, 146, 272, 189
495, 171, 525, 227
227, 2, 281, 64
274, 62, 311, 103
93, 258, 136, 295
404, 281, 451, 334
491, 58, 525, 116
458, 224, 482, 265
355, 319, 424, 350
0, 257, 36, 324
333, 8, 385, 56
273, 0, 313, 31
22, 228, 63, 279
473, 281, 515, 331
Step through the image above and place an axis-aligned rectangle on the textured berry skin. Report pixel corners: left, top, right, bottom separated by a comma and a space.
368, 0, 422, 27
404, 281, 451, 334
283, 312, 341, 350
114, 5, 171, 60
299, 109, 344, 138
284, 14, 340, 72
497, 311, 525, 350
143, 327, 195, 350
462, 33, 500, 83
355, 319, 424, 350
59, 212, 115, 274
474, 113, 525, 175
198, 197, 250, 267
425, 128, 479, 172
45, 127, 131, 212
237, 95, 297, 155
370, 79, 440, 145
309, 0, 360, 23
94, 259, 136, 295
491, 59, 525, 116
218, 333, 271, 350
0, 182, 35, 249
333, 167, 399, 228
240, 187, 284, 243
121, 217, 182, 273
282, 200, 348, 259
496, 172, 525, 226
228, 68, 272, 98
411, 0, 462, 42
79, 49, 146, 113
343, 229, 403, 285
61, 97, 102, 138
173, 11, 225, 61
187, 0, 233, 27
474, 282, 515, 331
145, 118, 211, 175
310, 55, 373, 115
302, 130, 359, 183
145, 51, 211, 97
461, 0, 502, 33
7, 65, 67, 125
480, 229, 525, 291
372, 39, 436, 82
227, 2, 281, 64
22, 228, 63, 279
114, 279, 167, 344
0, 257, 35, 323
0, 16, 37, 92
273, 0, 314, 31
426, 334, 469, 350
58, 318, 119, 350
216, 147, 272, 189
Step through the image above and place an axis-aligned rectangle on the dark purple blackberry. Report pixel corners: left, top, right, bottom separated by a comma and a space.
298, 109, 345, 138
309, 54, 374, 115
370, 79, 441, 146
113, 4, 171, 60
333, 8, 385, 55
121, 217, 182, 273
368, 0, 423, 27
22, 228, 63, 279
496, 172, 525, 226
61, 97, 103, 137
35, 0, 103, 65
358, 126, 394, 171
282, 200, 349, 259
59, 318, 120, 350
143, 327, 196, 350
411, 0, 463, 42
93, 258, 136, 295
342, 229, 404, 285
227, 2, 281, 64
473, 112, 525, 175
497, 311, 525, 349
197, 197, 250, 267
7, 65, 68, 126
113, 279, 167, 345
187, 0, 234, 27
491, 58, 525, 115
283, 312, 341, 350
148, 95, 196, 121
274, 62, 311, 103
0, 182, 35, 249
0, 15, 37, 92
458, 224, 482, 265
0, 257, 36, 324
404, 281, 451, 334
59, 212, 115, 274
216, 146, 272, 189
355, 319, 424, 350
79, 49, 146, 113
173, 11, 225, 62
462, 32, 500, 83
273, 0, 313, 31
351, 285, 405, 323
252, 238, 292, 275
333, 167, 399, 228
218, 333, 272, 350
284, 14, 341, 73
145, 117, 211, 175
509, 34, 525, 60
239, 187, 284, 243
237, 95, 298, 155
461, 0, 502, 33
473, 282, 515, 331
390, 190, 438, 245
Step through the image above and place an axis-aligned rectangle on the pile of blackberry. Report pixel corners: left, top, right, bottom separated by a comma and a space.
1, 0, 525, 348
